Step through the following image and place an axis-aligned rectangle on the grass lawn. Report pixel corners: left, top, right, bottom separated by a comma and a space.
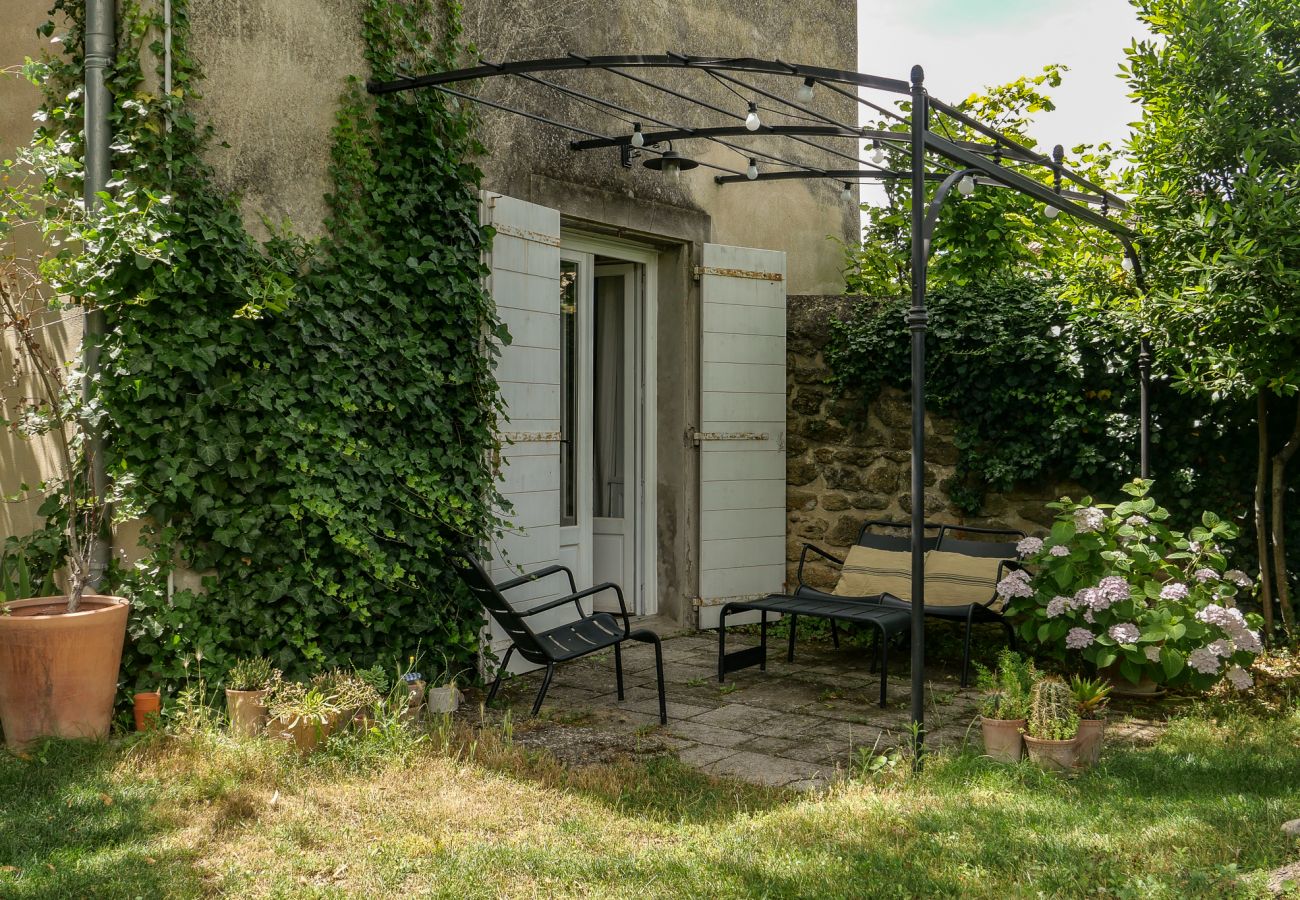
1, 704, 1299, 899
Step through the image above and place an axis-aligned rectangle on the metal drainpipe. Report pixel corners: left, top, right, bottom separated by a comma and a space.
83, 0, 115, 587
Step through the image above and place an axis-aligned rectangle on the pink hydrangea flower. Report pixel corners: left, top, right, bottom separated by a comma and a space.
1098, 576, 1131, 603
1066, 627, 1095, 650
1074, 507, 1106, 533
1224, 570, 1253, 589
1193, 568, 1217, 583
1016, 537, 1044, 558
995, 568, 1034, 600
1109, 623, 1140, 644
1046, 596, 1069, 618
1188, 647, 1221, 676
1227, 665, 1253, 690
1144, 645, 1162, 663
1159, 582, 1189, 601
1207, 639, 1233, 658
1049, 545, 1070, 557
1125, 515, 1148, 527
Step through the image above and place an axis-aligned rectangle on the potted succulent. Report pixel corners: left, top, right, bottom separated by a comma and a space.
0, 259, 130, 749
425, 651, 470, 716
1070, 675, 1111, 768
225, 656, 278, 738
1022, 677, 1081, 772
267, 680, 340, 753
1002, 479, 1264, 697
319, 668, 382, 732
975, 649, 1035, 763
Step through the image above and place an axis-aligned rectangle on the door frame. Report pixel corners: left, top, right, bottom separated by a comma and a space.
559, 231, 659, 616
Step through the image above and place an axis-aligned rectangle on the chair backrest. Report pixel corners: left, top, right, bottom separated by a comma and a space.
453, 553, 550, 664
857, 519, 943, 553
934, 524, 1024, 559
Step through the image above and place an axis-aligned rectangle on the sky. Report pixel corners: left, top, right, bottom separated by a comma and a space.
856, 0, 1150, 199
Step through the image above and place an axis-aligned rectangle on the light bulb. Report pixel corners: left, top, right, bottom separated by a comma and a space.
1044, 204, 1060, 220
797, 78, 815, 103
840, 182, 853, 202
871, 143, 885, 165
745, 102, 761, 132
957, 175, 975, 196
665, 159, 681, 182
631, 124, 644, 148
746, 159, 759, 181
1121, 256, 1135, 272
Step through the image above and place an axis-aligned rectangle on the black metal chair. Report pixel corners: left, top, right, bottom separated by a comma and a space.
455, 553, 667, 724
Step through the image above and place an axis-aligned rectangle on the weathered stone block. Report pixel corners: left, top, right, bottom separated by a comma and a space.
791, 387, 827, 416
850, 492, 890, 510
828, 514, 865, 546
785, 434, 808, 456
786, 458, 818, 486
787, 490, 817, 511
898, 490, 947, 515
824, 466, 865, 492
821, 492, 850, 512
795, 519, 827, 539
813, 447, 835, 464
864, 463, 900, 495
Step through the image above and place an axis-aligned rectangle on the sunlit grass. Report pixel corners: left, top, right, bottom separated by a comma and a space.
1, 704, 1298, 898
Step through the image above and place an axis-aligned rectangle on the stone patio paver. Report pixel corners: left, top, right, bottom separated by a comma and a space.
482, 624, 1169, 789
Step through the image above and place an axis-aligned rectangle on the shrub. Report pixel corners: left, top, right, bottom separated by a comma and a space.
1002, 479, 1263, 691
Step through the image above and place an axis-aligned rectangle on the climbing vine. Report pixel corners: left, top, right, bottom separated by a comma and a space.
9, 0, 504, 686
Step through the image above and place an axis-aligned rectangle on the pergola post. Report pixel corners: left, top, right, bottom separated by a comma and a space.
907, 64, 929, 763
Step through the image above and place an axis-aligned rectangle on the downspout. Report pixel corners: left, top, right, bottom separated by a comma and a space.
83, 0, 115, 587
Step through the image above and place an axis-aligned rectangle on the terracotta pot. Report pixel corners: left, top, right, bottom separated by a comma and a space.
273, 715, 332, 753
0, 595, 129, 750
1076, 719, 1104, 769
980, 717, 1026, 763
1099, 662, 1161, 697
1023, 734, 1081, 773
225, 688, 270, 738
133, 691, 162, 732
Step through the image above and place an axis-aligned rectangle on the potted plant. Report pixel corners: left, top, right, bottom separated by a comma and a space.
267, 680, 340, 753
1002, 479, 1264, 697
0, 261, 130, 749
1022, 677, 1081, 772
425, 650, 469, 716
1070, 675, 1111, 768
132, 690, 161, 732
225, 656, 278, 738
975, 648, 1034, 763
318, 668, 381, 732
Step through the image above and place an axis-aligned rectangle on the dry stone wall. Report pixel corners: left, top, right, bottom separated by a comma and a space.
784, 295, 1078, 591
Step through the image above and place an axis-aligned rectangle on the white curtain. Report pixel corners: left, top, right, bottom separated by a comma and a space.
593, 276, 625, 518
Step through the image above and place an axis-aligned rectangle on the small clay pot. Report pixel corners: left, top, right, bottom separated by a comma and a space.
980, 717, 1026, 763
1023, 734, 1081, 773
426, 683, 460, 715
273, 715, 331, 753
133, 691, 162, 732
225, 688, 270, 738
1075, 719, 1104, 768
1099, 662, 1162, 697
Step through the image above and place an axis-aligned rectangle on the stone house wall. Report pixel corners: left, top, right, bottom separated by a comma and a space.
784, 295, 1077, 591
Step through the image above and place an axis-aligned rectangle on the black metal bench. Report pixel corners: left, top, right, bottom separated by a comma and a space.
716, 594, 912, 707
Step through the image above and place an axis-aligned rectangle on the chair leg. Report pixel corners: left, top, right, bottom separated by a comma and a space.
614, 641, 625, 701
786, 613, 799, 663
830, 619, 840, 650
486, 645, 514, 705
878, 625, 888, 708
760, 611, 768, 671
961, 607, 976, 688
717, 607, 728, 683
651, 635, 667, 725
869, 629, 880, 674
531, 662, 555, 717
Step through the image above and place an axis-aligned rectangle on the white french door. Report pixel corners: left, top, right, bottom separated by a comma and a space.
557, 244, 648, 614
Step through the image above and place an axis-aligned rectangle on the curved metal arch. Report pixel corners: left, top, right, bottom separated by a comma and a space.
366, 52, 911, 96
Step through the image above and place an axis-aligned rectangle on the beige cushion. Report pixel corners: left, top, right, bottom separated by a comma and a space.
923, 550, 1004, 607
833, 545, 913, 600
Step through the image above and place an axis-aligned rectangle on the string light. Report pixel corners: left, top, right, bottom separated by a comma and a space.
841, 182, 854, 202
871, 141, 885, 165
745, 101, 761, 132
630, 123, 644, 148
746, 158, 759, 181
1044, 205, 1060, 220
1121, 256, 1135, 272
957, 175, 975, 196
797, 77, 815, 103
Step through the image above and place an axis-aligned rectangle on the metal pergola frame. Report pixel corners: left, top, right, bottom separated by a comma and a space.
368, 53, 1151, 759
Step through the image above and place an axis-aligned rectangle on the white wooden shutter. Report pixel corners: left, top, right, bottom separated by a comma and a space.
481, 192, 565, 674
696, 243, 788, 628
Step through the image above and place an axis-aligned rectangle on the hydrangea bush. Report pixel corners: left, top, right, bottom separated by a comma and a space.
1001, 479, 1262, 692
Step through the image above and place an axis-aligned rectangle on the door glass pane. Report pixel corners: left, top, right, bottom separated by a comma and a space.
560, 261, 578, 527
593, 274, 625, 518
